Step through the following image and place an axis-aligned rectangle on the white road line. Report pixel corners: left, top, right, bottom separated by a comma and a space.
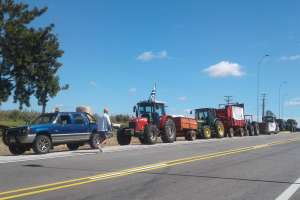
275, 177, 300, 200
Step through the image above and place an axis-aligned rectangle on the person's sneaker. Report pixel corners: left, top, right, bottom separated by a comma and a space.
98, 146, 103, 153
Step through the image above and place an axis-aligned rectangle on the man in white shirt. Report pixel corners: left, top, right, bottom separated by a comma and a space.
97, 108, 112, 152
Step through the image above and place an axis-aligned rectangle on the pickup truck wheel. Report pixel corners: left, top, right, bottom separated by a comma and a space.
144, 125, 158, 145
202, 126, 212, 139
161, 118, 176, 143
90, 133, 101, 149
117, 128, 131, 145
215, 121, 225, 138
185, 130, 196, 141
67, 143, 80, 151
8, 144, 26, 155
33, 135, 51, 154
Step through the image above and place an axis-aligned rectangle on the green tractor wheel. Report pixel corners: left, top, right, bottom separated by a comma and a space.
215, 121, 225, 138
202, 126, 212, 139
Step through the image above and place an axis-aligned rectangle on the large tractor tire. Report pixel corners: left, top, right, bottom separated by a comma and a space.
161, 118, 176, 143
33, 135, 52, 154
8, 144, 26, 155
248, 125, 255, 136
144, 125, 158, 145
228, 128, 234, 137
215, 121, 225, 138
117, 128, 131, 145
185, 130, 196, 141
202, 126, 212, 139
253, 123, 260, 136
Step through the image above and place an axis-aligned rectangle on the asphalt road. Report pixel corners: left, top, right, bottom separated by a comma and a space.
0, 133, 300, 200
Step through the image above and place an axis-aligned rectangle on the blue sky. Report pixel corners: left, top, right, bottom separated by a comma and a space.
3, 0, 300, 122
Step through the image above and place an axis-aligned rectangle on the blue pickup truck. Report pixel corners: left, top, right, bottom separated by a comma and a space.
2, 112, 99, 155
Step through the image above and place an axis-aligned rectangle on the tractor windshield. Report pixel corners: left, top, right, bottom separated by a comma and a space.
196, 111, 208, 121
137, 103, 165, 117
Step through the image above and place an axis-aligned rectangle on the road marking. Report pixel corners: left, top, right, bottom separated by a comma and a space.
275, 177, 300, 200
0, 137, 299, 200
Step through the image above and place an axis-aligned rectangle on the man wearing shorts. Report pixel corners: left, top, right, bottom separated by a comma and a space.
97, 108, 112, 152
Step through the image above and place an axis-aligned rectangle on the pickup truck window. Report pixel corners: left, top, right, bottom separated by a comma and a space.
72, 114, 86, 124
33, 113, 57, 124
57, 115, 72, 125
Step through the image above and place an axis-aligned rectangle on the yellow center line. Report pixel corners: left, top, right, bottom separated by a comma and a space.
0, 137, 300, 200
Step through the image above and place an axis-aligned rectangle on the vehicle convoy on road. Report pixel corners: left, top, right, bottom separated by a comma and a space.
286, 119, 298, 132
260, 115, 278, 135
244, 115, 260, 136
191, 108, 225, 139
2, 112, 99, 155
215, 103, 249, 137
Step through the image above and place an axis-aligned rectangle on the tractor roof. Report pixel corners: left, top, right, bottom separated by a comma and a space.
137, 100, 166, 105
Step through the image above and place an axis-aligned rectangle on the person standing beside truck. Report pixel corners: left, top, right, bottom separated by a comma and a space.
97, 108, 112, 152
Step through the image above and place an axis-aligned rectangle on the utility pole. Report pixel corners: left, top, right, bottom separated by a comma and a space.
224, 96, 233, 105
261, 93, 267, 121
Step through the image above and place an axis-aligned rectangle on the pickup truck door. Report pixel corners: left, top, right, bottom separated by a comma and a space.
70, 113, 90, 141
52, 114, 76, 143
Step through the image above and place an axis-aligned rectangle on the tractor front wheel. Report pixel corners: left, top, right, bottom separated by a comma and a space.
202, 126, 212, 139
144, 125, 158, 145
161, 118, 176, 143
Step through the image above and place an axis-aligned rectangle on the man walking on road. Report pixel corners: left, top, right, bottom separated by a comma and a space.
97, 108, 112, 152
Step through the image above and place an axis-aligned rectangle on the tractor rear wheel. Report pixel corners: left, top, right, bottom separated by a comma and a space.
185, 130, 196, 141
228, 128, 234, 137
144, 125, 158, 145
202, 126, 212, 139
215, 121, 225, 138
161, 118, 176, 143
117, 128, 131, 145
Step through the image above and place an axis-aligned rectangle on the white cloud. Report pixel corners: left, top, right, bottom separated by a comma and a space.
178, 96, 187, 101
129, 88, 137, 93
286, 98, 300, 106
280, 54, 300, 61
89, 81, 97, 87
203, 61, 245, 77
136, 50, 168, 62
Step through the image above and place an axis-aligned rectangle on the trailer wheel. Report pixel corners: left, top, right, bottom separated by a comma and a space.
238, 128, 244, 137
244, 127, 249, 136
185, 130, 196, 141
161, 118, 176, 143
144, 125, 158, 144
215, 121, 225, 138
202, 126, 212, 139
253, 123, 260, 136
228, 128, 234, 137
117, 128, 131, 145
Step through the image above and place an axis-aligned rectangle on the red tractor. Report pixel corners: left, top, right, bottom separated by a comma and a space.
117, 100, 177, 145
216, 103, 248, 137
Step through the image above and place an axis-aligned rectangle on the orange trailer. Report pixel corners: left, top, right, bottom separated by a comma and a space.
173, 117, 198, 141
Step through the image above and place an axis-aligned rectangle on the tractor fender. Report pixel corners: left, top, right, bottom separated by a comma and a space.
159, 115, 173, 130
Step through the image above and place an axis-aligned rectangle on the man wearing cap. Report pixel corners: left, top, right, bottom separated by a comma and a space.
97, 108, 112, 152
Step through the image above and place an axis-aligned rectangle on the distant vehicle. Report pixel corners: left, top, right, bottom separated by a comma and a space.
260, 116, 278, 134
2, 112, 98, 155
286, 119, 298, 132
244, 115, 260, 136
276, 119, 287, 131
192, 108, 225, 139
216, 103, 248, 137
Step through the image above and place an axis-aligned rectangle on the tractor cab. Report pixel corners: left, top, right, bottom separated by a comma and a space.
134, 100, 166, 125
194, 108, 217, 126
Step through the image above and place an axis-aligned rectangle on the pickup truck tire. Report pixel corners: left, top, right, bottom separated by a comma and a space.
90, 133, 101, 149
33, 135, 51, 154
161, 118, 176, 143
67, 143, 80, 151
185, 130, 196, 141
215, 121, 225, 138
8, 144, 26, 155
144, 125, 158, 145
117, 129, 131, 145
202, 126, 212, 139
